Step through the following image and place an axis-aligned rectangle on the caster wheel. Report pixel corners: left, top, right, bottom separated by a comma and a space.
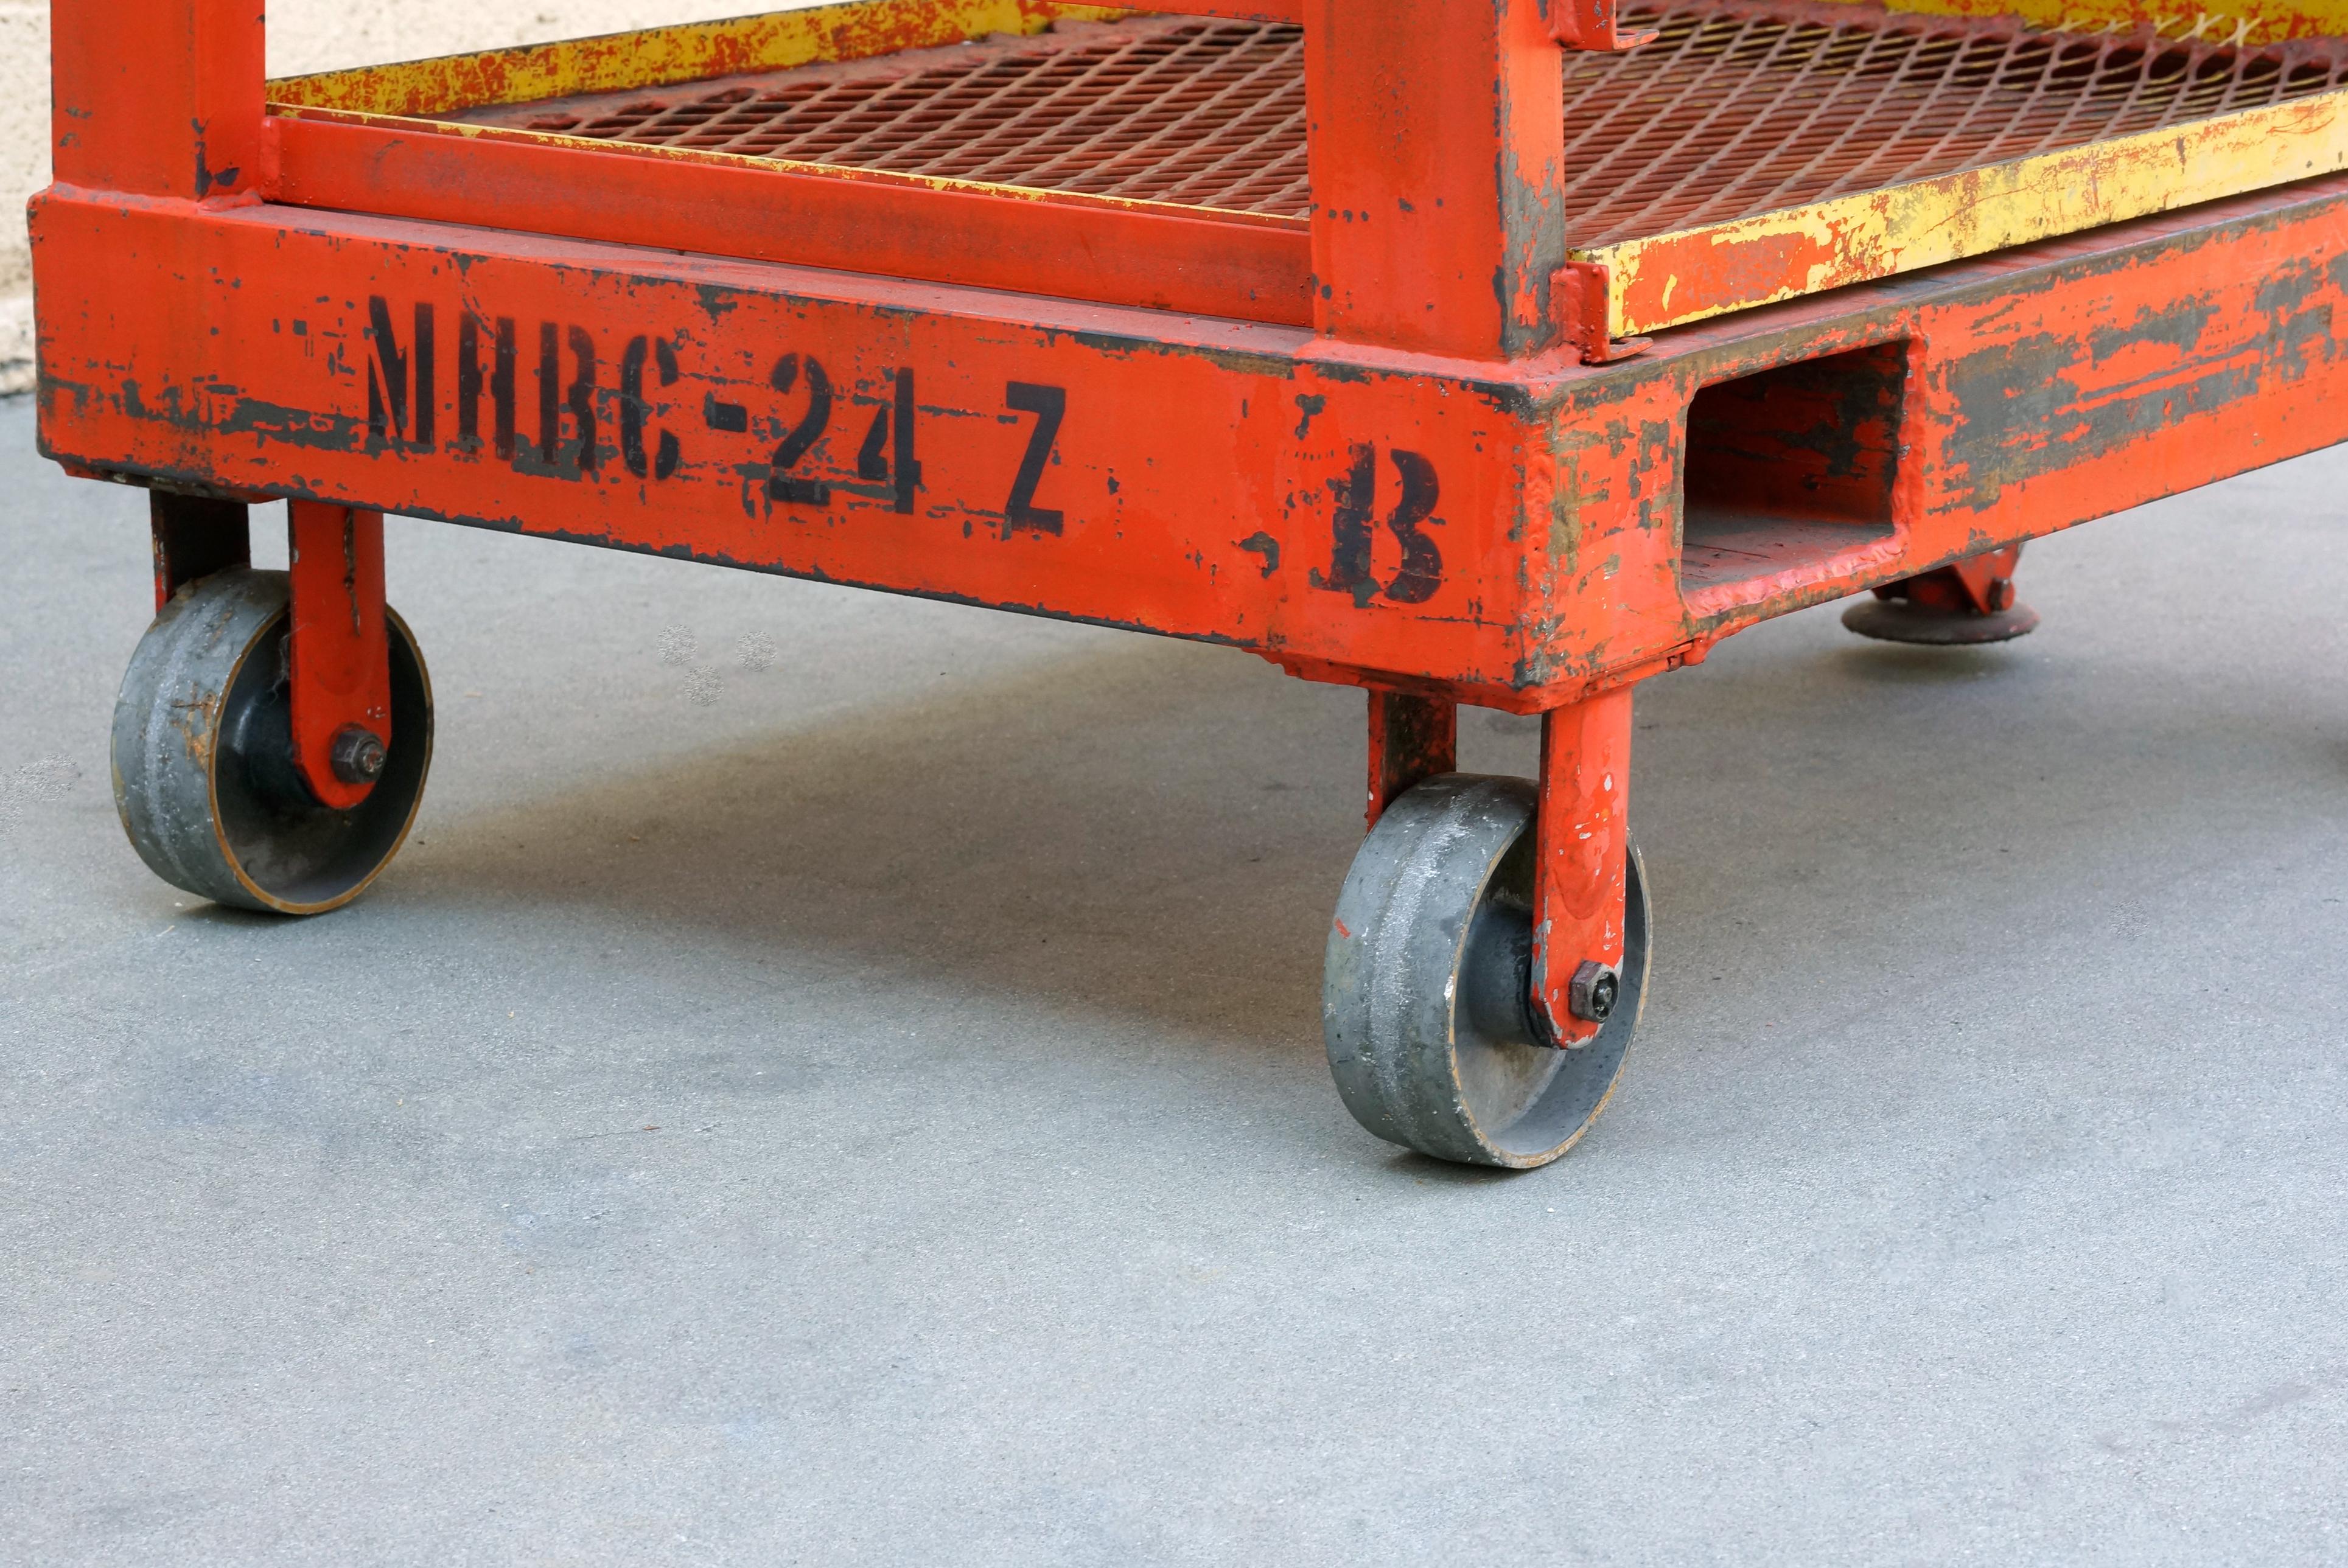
1840, 596, 2040, 644
1323, 775, 1649, 1169
112, 568, 433, 915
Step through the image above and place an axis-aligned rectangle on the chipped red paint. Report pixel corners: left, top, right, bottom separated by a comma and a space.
36, 181, 2348, 698
1366, 689, 1458, 826
1307, 0, 1568, 360
148, 493, 251, 610
1610, 223, 1856, 336
286, 501, 394, 812
270, 113, 1316, 327
1533, 689, 1632, 1047
1555, 260, 1652, 364
50, 0, 265, 201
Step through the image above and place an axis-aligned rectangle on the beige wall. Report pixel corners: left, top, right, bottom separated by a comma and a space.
4, 1, 776, 393
2, 3, 46, 383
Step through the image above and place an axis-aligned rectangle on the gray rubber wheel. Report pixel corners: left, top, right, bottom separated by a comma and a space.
1323, 775, 1649, 1168
112, 568, 432, 915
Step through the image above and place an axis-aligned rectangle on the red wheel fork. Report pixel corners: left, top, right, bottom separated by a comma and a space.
1360, 683, 1635, 1049
1530, 688, 1634, 1049
286, 500, 394, 811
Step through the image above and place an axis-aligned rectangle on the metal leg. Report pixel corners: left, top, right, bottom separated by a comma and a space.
1322, 702, 1651, 1166
1530, 686, 1635, 1049
1843, 543, 2040, 644
1364, 689, 1456, 827
286, 500, 394, 810
148, 493, 250, 611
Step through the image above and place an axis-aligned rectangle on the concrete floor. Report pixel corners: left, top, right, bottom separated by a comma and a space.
4, 389, 2346, 1565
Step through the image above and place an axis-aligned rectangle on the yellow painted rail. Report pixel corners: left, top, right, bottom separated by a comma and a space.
1829, 0, 2348, 46
1578, 92, 2348, 338
268, 0, 1125, 117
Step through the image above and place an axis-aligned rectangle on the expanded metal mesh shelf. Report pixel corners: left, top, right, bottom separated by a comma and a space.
463, 16, 1312, 215
447, 2, 2348, 244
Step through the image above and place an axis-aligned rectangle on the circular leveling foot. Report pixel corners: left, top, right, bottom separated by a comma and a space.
1841, 596, 2041, 645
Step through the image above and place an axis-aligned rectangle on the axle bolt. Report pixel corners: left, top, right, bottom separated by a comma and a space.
330, 725, 388, 785
1568, 960, 1619, 1024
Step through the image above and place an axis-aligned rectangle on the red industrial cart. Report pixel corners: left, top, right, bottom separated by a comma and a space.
34, 0, 2348, 1165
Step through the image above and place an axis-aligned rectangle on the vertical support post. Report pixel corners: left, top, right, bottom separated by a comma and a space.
150, 493, 250, 611
1366, 689, 1457, 826
287, 501, 393, 812
1305, 0, 1568, 360
51, 0, 267, 199
1530, 686, 1633, 1048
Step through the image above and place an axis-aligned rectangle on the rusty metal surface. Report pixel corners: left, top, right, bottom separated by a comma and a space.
35, 176, 2348, 710
252, 0, 2348, 339
286, 501, 394, 812
148, 493, 251, 612
1364, 690, 1456, 826
1532, 691, 1633, 1049
444, 3, 2348, 242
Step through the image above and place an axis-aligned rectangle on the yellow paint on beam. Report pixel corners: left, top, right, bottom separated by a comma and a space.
1580, 91, 2348, 338
1812, 0, 2348, 46
268, 0, 1128, 118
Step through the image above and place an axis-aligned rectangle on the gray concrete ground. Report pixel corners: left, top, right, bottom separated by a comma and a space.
3, 388, 2345, 1566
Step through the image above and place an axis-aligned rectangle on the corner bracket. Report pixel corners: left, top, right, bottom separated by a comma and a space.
1551, 0, 1659, 51
1554, 262, 1653, 366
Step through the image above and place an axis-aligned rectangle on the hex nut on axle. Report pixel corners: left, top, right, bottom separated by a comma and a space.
330, 725, 388, 785
1568, 960, 1619, 1023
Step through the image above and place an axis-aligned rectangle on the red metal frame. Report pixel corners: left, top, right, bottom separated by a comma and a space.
1307, 0, 1567, 360
286, 503, 393, 810
38, 0, 2348, 1054
1532, 691, 1633, 1046
270, 111, 1315, 326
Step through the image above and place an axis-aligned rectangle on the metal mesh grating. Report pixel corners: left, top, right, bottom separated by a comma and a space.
448, 4, 2348, 243
467, 18, 1312, 214
1567, 2, 2348, 239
